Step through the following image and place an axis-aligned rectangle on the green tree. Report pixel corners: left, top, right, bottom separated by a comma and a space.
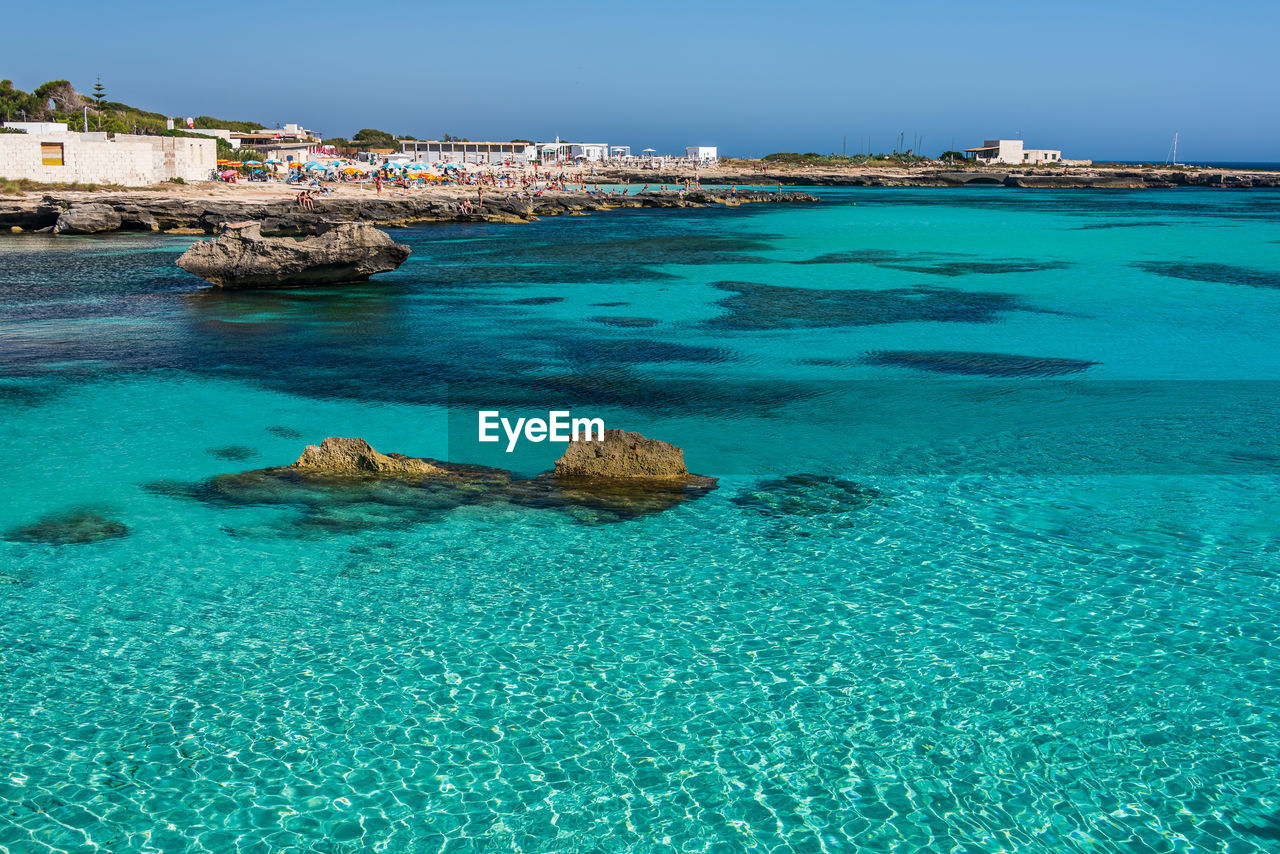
352, 128, 396, 148
91, 75, 106, 107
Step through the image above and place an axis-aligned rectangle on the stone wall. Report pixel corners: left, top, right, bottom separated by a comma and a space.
0, 132, 214, 185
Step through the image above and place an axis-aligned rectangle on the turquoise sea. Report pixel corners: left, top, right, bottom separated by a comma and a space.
1, 188, 1279, 853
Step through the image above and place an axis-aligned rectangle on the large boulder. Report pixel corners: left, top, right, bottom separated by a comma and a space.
554, 429, 694, 479
53, 203, 123, 235
175, 220, 411, 287
291, 437, 445, 476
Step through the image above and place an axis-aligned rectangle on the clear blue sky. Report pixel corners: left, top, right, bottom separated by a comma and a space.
6, 0, 1278, 161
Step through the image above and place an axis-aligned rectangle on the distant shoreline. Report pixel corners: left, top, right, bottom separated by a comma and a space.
598, 162, 1280, 189
3, 161, 1279, 237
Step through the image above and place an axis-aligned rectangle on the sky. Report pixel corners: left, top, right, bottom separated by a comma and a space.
5, 0, 1278, 161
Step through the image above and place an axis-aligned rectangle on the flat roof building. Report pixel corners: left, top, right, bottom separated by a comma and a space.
965, 139, 1063, 165
399, 140, 536, 164
686, 146, 718, 163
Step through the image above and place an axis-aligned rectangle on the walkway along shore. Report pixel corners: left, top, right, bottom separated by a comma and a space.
0, 188, 819, 236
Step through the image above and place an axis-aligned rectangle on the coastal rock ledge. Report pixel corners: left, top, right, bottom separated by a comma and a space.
175, 220, 410, 288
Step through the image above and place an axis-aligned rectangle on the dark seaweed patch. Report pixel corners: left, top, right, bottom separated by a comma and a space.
1136, 262, 1280, 290
704, 281, 1030, 330
732, 474, 886, 518
266, 426, 303, 439
0, 381, 58, 408
207, 445, 260, 461
4, 510, 129, 545
793, 250, 901, 265
798, 357, 858, 367
883, 260, 1070, 276
590, 301, 630, 307
588, 316, 660, 328
792, 249, 1070, 276
1073, 221, 1170, 231
507, 296, 565, 305
555, 338, 731, 365
863, 350, 1098, 377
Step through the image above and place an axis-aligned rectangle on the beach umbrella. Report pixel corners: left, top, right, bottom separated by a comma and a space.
264, 159, 282, 164
243, 160, 262, 166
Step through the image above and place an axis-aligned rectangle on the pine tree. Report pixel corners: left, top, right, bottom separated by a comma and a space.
91, 75, 106, 130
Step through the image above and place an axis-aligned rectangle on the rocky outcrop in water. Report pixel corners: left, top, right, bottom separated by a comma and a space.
175, 220, 411, 288
53, 203, 123, 234
553, 428, 693, 479
151, 432, 718, 528
292, 436, 445, 476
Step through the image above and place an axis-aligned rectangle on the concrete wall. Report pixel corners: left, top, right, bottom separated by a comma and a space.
3, 122, 71, 135
994, 140, 1024, 164
0, 132, 214, 185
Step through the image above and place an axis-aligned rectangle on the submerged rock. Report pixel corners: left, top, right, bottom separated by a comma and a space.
207, 445, 259, 461
863, 350, 1098, 377
732, 474, 886, 518
291, 437, 446, 476
175, 220, 411, 288
53, 203, 123, 235
4, 510, 129, 544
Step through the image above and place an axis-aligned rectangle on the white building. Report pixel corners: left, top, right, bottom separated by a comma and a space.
399, 139, 537, 164
0, 123, 215, 185
570, 143, 609, 161
965, 139, 1063, 165
685, 146, 718, 164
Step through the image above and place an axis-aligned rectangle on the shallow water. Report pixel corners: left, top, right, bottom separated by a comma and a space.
1, 188, 1279, 853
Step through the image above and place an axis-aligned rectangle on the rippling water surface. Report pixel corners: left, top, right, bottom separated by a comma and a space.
1, 188, 1279, 853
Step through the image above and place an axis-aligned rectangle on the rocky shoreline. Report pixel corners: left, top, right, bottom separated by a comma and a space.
0, 188, 819, 236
